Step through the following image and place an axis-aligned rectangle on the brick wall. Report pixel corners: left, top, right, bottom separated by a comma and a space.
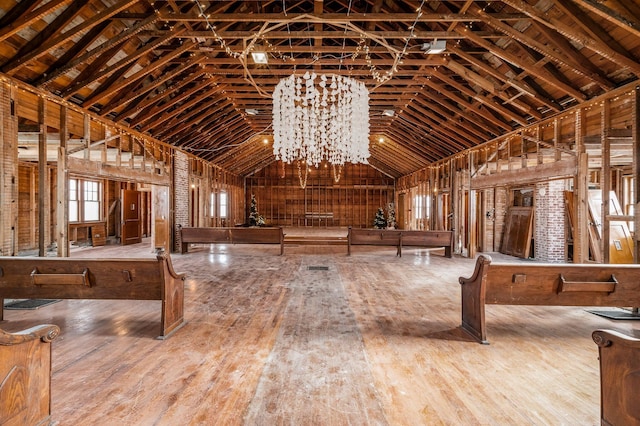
173, 151, 189, 252
534, 180, 566, 262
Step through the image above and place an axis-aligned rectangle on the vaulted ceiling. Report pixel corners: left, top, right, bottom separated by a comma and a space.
1, 0, 639, 178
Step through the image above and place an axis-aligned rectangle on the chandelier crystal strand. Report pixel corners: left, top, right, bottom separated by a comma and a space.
273, 73, 370, 171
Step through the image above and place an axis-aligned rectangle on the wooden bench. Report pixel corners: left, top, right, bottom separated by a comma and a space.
459, 255, 640, 344
0, 252, 185, 339
179, 226, 285, 255
1, 324, 60, 426
592, 329, 640, 426
347, 227, 454, 257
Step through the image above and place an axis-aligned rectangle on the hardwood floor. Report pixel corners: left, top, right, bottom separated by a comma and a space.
3, 229, 638, 425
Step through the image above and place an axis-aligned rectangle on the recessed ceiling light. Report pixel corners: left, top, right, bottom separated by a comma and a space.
251, 51, 268, 64
421, 40, 446, 54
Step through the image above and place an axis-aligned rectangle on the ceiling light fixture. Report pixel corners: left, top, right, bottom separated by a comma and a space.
245, 108, 259, 115
272, 72, 370, 186
421, 40, 447, 54
382, 109, 395, 117
251, 51, 268, 64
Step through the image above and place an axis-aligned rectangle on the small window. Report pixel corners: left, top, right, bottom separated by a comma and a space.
210, 192, 216, 217
69, 179, 78, 222
68, 178, 102, 223
84, 180, 100, 221
219, 192, 228, 218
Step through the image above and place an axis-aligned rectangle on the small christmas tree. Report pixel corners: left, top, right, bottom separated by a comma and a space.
386, 203, 396, 229
248, 194, 265, 226
373, 207, 386, 229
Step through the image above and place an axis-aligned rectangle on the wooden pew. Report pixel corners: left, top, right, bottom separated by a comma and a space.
458, 255, 640, 344
0, 252, 185, 339
0, 324, 60, 426
347, 227, 453, 257
592, 329, 640, 426
179, 226, 285, 255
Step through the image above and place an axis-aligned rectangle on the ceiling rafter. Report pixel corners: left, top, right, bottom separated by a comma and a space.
1, 0, 638, 178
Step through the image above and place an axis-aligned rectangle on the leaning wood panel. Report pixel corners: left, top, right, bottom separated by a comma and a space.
500, 207, 533, 258
0, 324, 60, 426
592, 329, 640, 426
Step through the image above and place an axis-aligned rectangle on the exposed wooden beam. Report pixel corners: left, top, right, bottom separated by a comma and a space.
0, 0, 72, 43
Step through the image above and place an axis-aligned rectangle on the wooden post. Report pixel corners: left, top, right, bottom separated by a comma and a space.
56, 106, 69, 257
38, 96, 47, 257
633, 86, 640, 264
574, 108, 589, 263
0, 81, 19, 256
602, 100, 611, 263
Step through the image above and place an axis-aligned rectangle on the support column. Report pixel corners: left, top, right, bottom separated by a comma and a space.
574, 108, 589, 263
0, 80, 18, 256
56, 105, 69, 257
38, 96, 48, 256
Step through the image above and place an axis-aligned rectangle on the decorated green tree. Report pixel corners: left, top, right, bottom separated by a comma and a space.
386, 203, 396, 229
248, 194, 265, 226
373, 207, 386, 229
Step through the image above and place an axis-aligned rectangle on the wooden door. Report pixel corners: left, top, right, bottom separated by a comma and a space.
121, 189, 142, 245
588, 190, 633, 263
397, 193, 405, 230
152, 185, 170, 252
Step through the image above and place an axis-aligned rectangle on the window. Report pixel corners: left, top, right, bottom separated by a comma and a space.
84, 181, 100, 221
69, 179, 78, 222
210, 192, 216, 217
219, 192, 228, 218
69, 178, 102, 222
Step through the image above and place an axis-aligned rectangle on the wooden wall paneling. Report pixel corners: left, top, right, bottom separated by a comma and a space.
38, 96, 48, 256
634, 87, 640, 263
1, 82, 19, 255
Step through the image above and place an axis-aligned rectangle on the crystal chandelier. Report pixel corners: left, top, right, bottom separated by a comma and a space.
272, 72, 370, 174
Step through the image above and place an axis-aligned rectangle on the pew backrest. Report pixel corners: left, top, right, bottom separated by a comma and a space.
0, 253, 185, 339
0, 324, 60, 426
459, 255, 640, 343
347, 227, 453, 257
593, 329, 640, 426
180, 226, 284, 254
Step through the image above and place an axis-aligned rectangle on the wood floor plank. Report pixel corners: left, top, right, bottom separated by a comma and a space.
2, 234, 637, 425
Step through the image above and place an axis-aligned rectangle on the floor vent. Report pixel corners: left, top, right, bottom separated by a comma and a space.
308, 266, 329, 271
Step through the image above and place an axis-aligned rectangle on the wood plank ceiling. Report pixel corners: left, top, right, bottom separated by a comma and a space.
1, 0, 639, 178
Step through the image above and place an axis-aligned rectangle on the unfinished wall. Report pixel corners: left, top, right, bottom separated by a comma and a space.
0, 81, 18, 255
245, 162, 395, 228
